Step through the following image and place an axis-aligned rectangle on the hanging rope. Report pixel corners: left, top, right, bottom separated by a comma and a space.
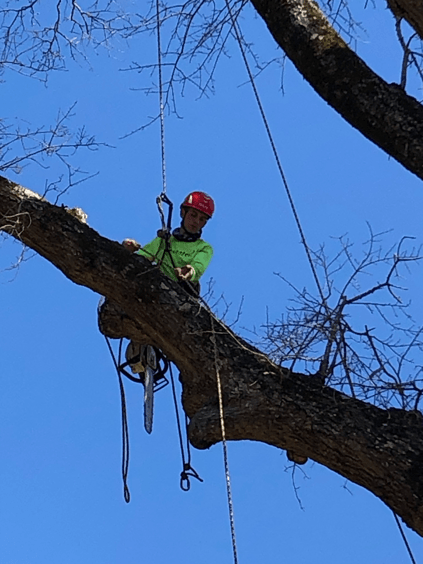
105, 332, 202, 496
393, 512, 417, 564
211, 315, 239, 564
168, 363, 203, 490
223, 0, 325, 305
155, 0, 167, 196
220, 7, 419, 564
154, 1, 179, 274
104, 336, 131, 503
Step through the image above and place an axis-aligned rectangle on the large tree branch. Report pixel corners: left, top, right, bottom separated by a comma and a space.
387, 0, 423, 40
248, 0, 423, 180
1, 175, 423, 536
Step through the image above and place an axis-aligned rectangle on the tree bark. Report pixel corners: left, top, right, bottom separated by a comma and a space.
248, 0, 423, 180
2, 174, 423, 536
386, 0, 423, 40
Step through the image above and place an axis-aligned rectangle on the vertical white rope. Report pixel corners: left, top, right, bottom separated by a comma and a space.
155, 3, 235, 558
211, 315, 239, 564
155, 0, 167, 195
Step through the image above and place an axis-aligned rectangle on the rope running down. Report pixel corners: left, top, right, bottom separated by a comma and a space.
155, 0, 167, 196
211, 315, 239, 564
223, 0, 325, 305
224, 4, 418, 563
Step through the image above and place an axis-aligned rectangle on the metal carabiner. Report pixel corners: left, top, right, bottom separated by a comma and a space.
156, 192, 173, 238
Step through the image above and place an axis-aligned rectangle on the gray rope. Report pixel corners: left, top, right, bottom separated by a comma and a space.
224, 0, 325, 304
224, 8, 418, 564
211, 315, 239, 564
155, 0, 167, 195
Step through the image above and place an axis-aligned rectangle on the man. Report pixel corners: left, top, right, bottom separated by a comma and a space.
122, 191, 215, 375
123, 191, 214, 294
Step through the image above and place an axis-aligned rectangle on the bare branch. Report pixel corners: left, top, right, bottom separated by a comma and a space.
0, 103, 108, 196
265, 231, 423, 410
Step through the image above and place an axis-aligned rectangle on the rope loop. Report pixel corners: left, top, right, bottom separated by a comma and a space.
104, 335, 132, 503
168, 363, 204, 491
180, 474, 190, 492
180, 463, 204, 491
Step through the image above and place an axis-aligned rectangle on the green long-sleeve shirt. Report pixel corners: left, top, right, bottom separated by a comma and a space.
136, 235, 213, 283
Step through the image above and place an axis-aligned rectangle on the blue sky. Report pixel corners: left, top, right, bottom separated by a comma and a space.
1, 1, 423, 562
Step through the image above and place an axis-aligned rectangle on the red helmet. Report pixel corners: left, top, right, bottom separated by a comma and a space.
182, 191, 215, 218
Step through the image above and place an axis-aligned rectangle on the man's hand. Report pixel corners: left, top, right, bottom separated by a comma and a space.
174, 265, 195, 281
122, 238, 141, 252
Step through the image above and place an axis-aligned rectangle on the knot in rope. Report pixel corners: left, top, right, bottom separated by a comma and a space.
180, 462, 204, 491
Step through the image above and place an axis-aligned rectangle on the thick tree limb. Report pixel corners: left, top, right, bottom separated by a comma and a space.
1, 175, 423, 536
387, 0, 423, 40
248, 0, 423, 180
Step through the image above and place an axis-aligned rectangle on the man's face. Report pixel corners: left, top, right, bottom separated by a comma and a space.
182, 207, 209, 234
